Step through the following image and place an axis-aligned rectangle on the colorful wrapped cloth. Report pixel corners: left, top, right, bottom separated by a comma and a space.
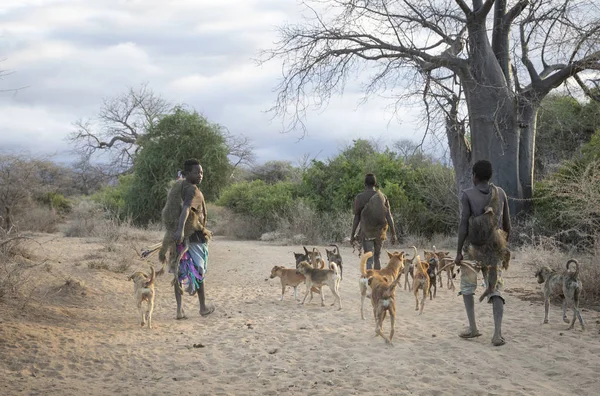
170, 242, 208, 295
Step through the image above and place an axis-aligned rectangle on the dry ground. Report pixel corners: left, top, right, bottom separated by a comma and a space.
1, 232, 600, 396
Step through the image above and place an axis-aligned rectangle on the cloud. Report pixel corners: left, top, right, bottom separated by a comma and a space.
0, 0, 432, 168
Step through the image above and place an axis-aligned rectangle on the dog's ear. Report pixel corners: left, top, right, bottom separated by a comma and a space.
367, 276, 374, 286
303, 246, 309, 255
387, 250, 393, 259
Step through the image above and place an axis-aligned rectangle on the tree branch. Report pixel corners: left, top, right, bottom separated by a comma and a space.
535, 51, 600, 95
474, 0, 497, 20
455, 0, 472, 16
503, 0, 529, 26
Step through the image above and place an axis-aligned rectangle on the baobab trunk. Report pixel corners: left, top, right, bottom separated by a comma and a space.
462, 80, 525, 215
517, 101, 539, 213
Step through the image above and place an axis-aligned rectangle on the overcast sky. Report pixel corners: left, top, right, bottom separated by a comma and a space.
0, 0, 440, 167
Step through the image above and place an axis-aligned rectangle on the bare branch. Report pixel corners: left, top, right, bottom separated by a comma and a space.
67, 83, 171, 172
504, 0, 529, 25
455, 0, 472, 15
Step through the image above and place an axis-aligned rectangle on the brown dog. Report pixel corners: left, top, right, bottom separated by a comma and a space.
303, 246, 326, 269
432, 246, 454, 290
127, 265, 156, 329
359, 250, 405, 320
368, 272, 403, 345
297, 261, 342, 309
270, 265, 309, 301
411, 246, 430, 315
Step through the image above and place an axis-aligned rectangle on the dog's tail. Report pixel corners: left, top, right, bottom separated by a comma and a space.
411, 245, 427, 276
329, 244, 340, 255
144, 265, 156, 288
566, 259, 580, 279
329, 262, 340, 278
359, 251, 374, 276
387, 270, 404, 293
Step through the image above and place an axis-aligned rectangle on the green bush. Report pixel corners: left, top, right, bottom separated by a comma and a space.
217, 139, 459, 240
217, 180, 298, 232
124, 108, 232, 225
37, 192, 72, 214
90, 174, 134, 218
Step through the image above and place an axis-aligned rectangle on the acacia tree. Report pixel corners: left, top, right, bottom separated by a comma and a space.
69, 83, 255, 174
263, 0, 600, 216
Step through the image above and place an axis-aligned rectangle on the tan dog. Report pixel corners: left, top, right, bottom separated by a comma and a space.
432, 246, 454, 290
411, 246, 430, 315
368, 272, 403, 345
303, 246, 326, 269
359, 250, 405, 320
270, 265, 320, 301
297, 261, 342, 309
127, 265, 156, 329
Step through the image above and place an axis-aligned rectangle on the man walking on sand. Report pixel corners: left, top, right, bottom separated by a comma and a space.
168, 159, 215, 319
350, 173, 398, 270
455, 160, 511, 346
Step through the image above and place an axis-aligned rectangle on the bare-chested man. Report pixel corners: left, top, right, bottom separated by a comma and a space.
455, 160, 511, 346
171, 159, 215, 319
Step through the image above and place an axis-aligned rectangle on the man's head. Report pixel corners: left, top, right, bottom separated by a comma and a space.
364, 173, 377, 188
183, 159, 203, 185
472, 160, 492, 184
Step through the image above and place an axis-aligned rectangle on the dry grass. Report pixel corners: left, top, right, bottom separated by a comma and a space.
517, 236, 600, 308
65, 200, 160, 243
0, 236, 42, 303
12, 205, 62, 234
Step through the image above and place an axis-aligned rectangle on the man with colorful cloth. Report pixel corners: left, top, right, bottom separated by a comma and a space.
170, 159, 215, 319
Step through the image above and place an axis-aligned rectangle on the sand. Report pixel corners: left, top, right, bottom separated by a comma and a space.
1, 234, 599, 396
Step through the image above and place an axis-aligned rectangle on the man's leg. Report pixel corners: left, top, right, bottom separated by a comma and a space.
491, 296, 505, 346
373, 238, 383, 270
487, 266, 505, 346
459, 264, 481, 338
363, 239, 375, 270
174, 281, 186, 319
197, 281, 213, 316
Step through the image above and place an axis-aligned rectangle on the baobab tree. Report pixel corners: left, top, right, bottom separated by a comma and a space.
263, 0, 600, 216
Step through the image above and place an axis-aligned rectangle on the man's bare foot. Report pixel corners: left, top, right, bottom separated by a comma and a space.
200, 305, 215, 317
176, 314, 188, 320
459, 328, 482, 339
492, 335, 505, 346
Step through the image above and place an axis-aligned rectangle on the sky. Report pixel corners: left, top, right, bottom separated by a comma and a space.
0, 0, 439, 167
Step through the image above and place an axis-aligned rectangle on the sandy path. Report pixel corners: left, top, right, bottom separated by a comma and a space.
1, 235, 599, 395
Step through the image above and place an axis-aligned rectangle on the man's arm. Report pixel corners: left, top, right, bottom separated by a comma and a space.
350, 196, 361, 242
502, 190, 511, 240
384, 198, 397, 243
201, 201, 207, 228
174, 202, 191, 243
456, 192, 471, 257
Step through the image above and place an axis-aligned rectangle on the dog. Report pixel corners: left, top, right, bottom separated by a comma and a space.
535, 259, 585, 330
432, 246, 455, 289
423, 250, 438, 299
359, 250, 405, 320
402, 254, 414, 291
411, 246, 430, 315
296, 261, 342, 309
325, 244, 344, 280
302, 246, 326, 269
293, 251, 324, 301
127, 265, 156, 329
270, 265, 307, 301
368, 272, 403, 345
